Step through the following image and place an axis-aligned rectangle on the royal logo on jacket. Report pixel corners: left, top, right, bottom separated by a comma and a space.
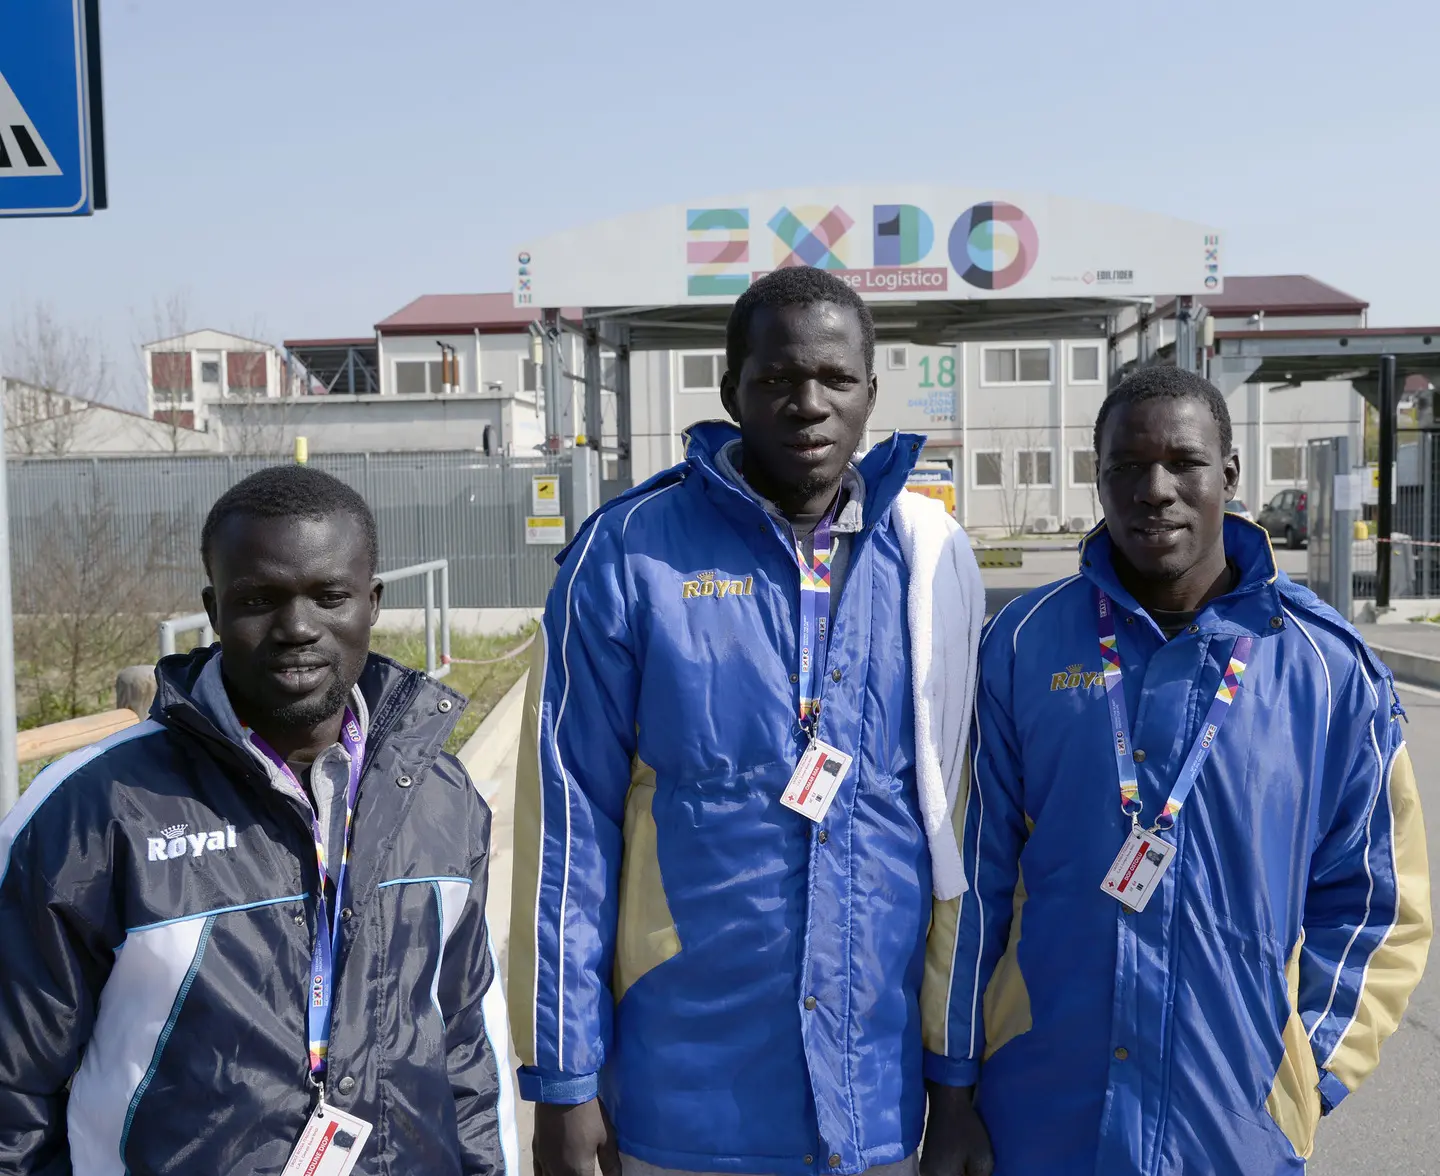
681, 569, 755, 600
147, 822, 238, 861
1050, 663, 1103, 691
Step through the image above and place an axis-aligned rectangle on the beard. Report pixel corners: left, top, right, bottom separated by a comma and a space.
257, 673, 354, 733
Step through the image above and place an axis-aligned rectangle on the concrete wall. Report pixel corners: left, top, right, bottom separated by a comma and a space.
211, 393, 505, 455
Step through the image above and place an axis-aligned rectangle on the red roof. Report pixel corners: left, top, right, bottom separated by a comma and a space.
1193, 275, 1368, 317
375, 293, 578, 335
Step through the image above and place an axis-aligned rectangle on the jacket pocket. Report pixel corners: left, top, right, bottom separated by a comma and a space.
1265, 930, 1322, 1159
614, 756, 681, 1002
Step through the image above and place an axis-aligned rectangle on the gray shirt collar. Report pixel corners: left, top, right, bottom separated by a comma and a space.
715, 439, 866, 534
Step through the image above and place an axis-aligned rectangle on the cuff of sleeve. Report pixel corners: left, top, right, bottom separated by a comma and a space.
924, 1051, 980, 1087
517, 1066, 599, 1105
1317, 1070, 1349, 1116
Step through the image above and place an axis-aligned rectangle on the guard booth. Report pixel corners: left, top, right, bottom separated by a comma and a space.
511, 186, 1224, 537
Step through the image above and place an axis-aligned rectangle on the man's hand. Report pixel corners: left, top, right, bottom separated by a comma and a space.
919, 1083, 994, 1176
533, 1098, 621, 1176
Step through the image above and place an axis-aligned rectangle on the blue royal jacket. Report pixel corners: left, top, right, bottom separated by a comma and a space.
508, 422, 975, 1175
935, 518, 1431, 1175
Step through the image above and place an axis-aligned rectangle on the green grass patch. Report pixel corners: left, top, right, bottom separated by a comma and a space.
17, 625, 536, 794
370, 625, 535, 755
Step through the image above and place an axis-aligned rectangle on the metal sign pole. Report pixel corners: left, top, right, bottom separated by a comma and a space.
1377, 355, 1397, 611
0, 0, 109, 814
0, 378, 18, 814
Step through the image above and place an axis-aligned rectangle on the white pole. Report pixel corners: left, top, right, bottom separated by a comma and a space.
0, 377, 19, 814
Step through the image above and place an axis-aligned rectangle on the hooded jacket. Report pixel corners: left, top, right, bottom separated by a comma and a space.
935, 519, 1431, 1175
509, 422, 983, 1176
0, 648, 520, 1176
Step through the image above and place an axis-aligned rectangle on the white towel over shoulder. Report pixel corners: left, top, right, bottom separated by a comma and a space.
890, 490, 985, 901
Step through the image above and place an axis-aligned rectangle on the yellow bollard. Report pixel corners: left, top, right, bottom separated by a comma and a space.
294, 436, 309, 465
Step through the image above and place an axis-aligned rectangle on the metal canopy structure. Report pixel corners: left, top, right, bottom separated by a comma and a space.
1210, 327, 1440, 405
285, 337, 380, 397
514, 186, 1224, 529
580, 295, 1130, 352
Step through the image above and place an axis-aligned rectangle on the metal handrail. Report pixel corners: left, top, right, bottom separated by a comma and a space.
158, 558, 452, 679
158, 612, 213, 658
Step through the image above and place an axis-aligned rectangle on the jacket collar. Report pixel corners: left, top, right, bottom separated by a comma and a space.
683, 419, 924, 535
1077, 514, 1287, 639
713, 437, 867, 534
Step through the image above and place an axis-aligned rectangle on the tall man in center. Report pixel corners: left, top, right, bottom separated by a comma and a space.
510, 267, 991, 1176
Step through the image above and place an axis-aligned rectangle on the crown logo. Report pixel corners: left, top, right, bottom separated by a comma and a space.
697, 570, 715, 582
160, 823, 187, 840
1067, 664, 1083, 674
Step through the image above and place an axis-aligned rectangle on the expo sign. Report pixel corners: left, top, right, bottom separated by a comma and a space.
730, 200, 1040, 295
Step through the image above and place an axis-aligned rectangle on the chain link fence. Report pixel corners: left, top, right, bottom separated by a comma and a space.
6, 451, 571, 609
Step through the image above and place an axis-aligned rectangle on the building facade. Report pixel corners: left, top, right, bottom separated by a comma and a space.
264, 275, 1367, 533
143, 329, 294, 432
4, 378, 220, 456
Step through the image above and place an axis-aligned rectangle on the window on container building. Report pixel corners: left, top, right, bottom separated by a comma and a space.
1269, 445, 1307, 483
973, 451, 1004, 488
1016, 449, 1054, 487
679, 351, 725, 393
1070, 344, 1102, 383
1070, 449, 1097, 486
982, 346, 1051, 384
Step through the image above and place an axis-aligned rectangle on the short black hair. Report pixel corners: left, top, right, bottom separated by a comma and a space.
725, 266, 876, 377
1093, 366, 1233, 459
201, 465, 379, 578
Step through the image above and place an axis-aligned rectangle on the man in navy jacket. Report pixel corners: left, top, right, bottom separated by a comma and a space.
0, 466, 517, 1175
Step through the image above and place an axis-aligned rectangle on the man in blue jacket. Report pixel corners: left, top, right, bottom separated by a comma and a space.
943, 367, 1431, 1173
0, 466, 516, 1175
510, 267, 989, 1176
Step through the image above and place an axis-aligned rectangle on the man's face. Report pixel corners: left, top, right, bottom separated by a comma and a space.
1096, 396, 1240, 583
202, 511, 381, 734
720, 301, 877, 502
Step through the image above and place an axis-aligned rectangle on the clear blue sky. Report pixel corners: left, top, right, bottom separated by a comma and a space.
4, 0, 1437, 405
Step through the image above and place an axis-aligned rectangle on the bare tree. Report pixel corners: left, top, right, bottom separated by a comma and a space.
992, 419, 1053, 537
220, 391, 296, 457
14, 487, 193, 725
4, 305, 114, 456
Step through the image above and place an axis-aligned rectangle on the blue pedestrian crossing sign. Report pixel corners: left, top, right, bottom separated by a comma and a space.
0, 0, 107, 216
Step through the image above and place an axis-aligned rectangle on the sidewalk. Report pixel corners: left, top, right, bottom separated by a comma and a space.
1356, 621, 1440, 691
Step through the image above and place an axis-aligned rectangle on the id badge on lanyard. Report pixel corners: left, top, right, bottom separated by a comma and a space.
1095, 590, 1253, 911
251, 709, 377, 1170
780, 504, 853, 824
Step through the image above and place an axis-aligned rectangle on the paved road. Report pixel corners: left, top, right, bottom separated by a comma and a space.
481, 571, 1433, 1175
